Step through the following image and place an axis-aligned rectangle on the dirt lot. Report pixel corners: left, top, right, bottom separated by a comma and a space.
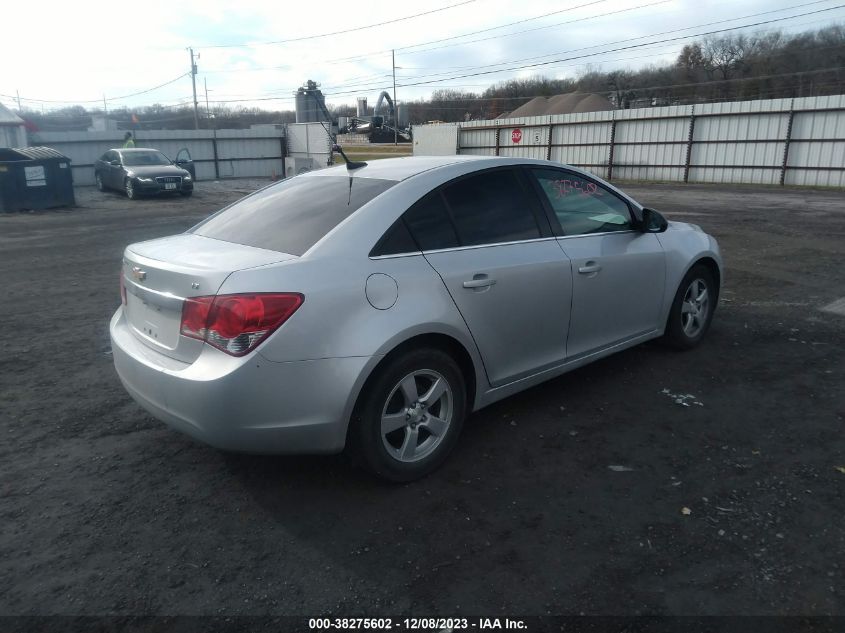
0, 178, 843, 620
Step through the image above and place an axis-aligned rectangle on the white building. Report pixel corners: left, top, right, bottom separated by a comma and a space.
0, 103, 26, 148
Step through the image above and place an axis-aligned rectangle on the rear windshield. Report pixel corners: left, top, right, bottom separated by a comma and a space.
191, 176, 396, 255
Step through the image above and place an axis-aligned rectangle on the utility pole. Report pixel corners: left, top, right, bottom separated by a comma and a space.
103, 94, 108, 115
204, 78, 211, 118
189, 47, 199, 130
16, 90, 21, 112
392, 49, 397, 146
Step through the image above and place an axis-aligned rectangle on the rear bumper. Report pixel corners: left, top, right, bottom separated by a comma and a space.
110, 307, 368, 454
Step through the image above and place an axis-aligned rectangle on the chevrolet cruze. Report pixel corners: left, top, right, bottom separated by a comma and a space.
110, 155, 722, 481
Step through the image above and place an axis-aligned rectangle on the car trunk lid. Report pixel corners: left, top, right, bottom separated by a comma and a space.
122, 234, 295, 363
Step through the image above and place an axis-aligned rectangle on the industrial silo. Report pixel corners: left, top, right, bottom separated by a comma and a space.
295, 80, 329, 123
396, 104, 409, 129
356, 97, 368, 118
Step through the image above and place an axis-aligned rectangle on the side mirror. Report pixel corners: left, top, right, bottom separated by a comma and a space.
641, 207, 668, 233
110, 160, 121, 166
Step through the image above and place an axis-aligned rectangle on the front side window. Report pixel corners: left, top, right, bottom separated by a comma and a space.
531, 169, 633, 236
441, 169, 541, 246
192, 176, 396, 256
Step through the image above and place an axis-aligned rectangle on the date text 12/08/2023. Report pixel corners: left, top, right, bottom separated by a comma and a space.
308, 616, 528, 630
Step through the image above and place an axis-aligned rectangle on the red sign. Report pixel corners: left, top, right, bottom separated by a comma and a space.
511, 128, 522, 144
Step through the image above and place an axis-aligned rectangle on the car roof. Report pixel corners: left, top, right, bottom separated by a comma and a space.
304, 155, 499, 182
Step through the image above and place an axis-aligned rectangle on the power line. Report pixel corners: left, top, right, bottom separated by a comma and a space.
391, 1, 841, 81
390, 4, 845, 89
394, 16, 845, 84
325, 0, 836, 65
325, 0, 640, 64
394, 0, 611, 53
1, 73, 190, 105
196, 0, 477, 49
395, 0, 672, 57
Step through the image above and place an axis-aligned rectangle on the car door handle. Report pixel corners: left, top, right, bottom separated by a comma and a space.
578, 262, 602, 274
463, 275, 497, 289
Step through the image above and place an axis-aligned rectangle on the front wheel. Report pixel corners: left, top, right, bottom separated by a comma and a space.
662, 265, 717, 349
124, 178, 137, 200
95, 172, 105, 192
179, 190, 193, 197
349, 348, 467, 482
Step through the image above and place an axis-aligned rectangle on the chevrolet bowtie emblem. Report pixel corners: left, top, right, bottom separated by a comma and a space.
132, 266, 147, 281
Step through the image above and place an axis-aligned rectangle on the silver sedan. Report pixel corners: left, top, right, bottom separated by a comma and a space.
110, 155, 722, 481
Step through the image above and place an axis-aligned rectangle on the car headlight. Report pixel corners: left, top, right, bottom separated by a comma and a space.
183, 174, 192, 181
137, 177, 154, 183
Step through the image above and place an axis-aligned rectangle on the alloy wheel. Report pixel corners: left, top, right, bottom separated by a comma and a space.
380, 369, 453, 463
681, 278, 709, 337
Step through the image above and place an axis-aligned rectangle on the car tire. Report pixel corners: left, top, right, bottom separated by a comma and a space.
349, 348, 467, 482
95, 173, 105, 192
125, 178, 137, 200
180, 190, 193, 197
662, 265, 717, 350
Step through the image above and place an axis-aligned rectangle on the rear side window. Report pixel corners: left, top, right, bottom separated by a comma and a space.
403, 192, 460, 251
441, 169, 541, 246
370, 218, 419, 257
192, 176, 395, 256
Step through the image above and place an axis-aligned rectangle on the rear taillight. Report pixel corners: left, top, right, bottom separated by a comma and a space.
180, 293, 303, 357
120, 270, 127, 305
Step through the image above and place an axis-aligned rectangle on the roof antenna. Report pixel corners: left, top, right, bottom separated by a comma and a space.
332, 144, 367, 170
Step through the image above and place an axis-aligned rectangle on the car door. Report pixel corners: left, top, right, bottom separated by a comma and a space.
405, 167, 573, 388
98, 151, 113, 188
175, 148, 195, 179
106, 150, 123, 188
529, 168, 666, 360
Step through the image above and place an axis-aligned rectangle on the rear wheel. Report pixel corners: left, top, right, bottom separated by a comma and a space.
95, 173, 105, 192
662, 265, 717, 349
124, 178, 137, 200
349, 348, 466, 482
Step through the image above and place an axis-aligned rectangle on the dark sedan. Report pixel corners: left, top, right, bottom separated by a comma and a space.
94, 148, 193, 199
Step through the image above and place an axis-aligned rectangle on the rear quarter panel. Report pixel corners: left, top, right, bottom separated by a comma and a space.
217, 253, 488, 404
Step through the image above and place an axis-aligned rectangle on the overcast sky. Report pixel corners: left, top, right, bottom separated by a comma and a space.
1, 0, 842, 115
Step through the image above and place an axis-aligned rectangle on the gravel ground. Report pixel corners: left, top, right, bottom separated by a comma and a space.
0, 178, 843, 619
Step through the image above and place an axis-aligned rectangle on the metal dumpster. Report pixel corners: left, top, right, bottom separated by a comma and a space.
0, 146, 75, 212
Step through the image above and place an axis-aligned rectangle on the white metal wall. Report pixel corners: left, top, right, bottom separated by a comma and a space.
30, 128, 287, 186
411, 123, 459, 155
413, 94, 845, 187
286, 122, 333, 176
0, 125, 26, 149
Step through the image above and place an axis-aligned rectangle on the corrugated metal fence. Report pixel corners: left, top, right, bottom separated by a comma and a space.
29, 128, 288, 186
413, 94, 845, 188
